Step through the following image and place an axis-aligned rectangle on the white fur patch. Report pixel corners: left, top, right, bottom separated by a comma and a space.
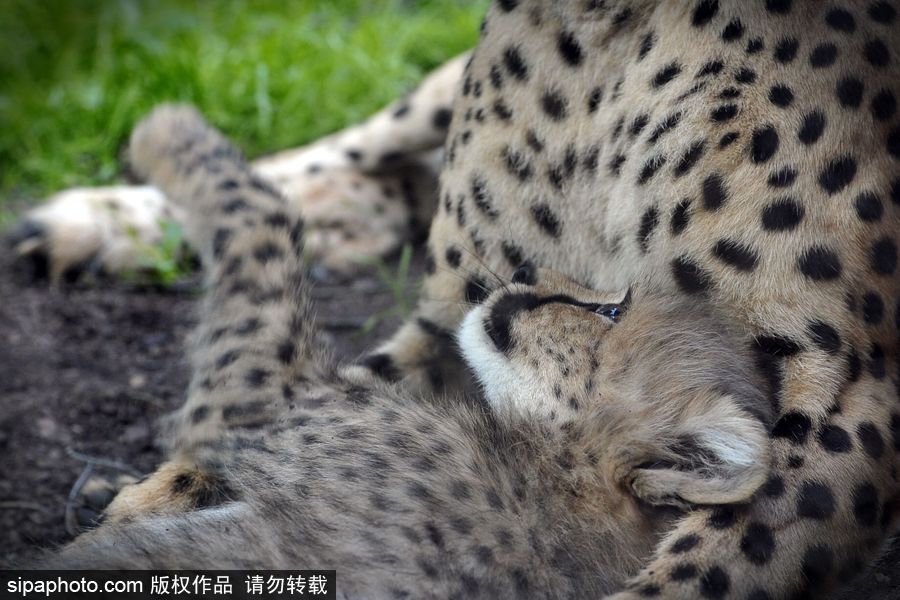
457, 307, 553, 421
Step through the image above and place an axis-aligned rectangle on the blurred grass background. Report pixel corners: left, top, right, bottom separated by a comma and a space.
0, 0, 488, 226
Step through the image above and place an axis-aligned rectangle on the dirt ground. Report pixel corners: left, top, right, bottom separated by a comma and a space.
0, 249, 898, 597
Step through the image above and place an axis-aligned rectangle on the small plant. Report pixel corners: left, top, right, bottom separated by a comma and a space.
122, 219, 196, 286
354, 243, 418, 336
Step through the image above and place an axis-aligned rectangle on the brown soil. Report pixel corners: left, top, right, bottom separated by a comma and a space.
0, 251, 897, 598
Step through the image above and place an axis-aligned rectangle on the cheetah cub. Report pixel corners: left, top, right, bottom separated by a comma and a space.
42, 105, 769, 599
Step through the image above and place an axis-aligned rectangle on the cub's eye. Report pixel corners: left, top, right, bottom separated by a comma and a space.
593, 304, 622, 322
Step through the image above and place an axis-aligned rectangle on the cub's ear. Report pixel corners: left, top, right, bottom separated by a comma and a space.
617, 390, 770, 508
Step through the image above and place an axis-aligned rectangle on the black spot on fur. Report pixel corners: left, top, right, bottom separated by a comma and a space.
864, 39, 890, 67
702, 173, 728, 210
768, 167, 797, 188
810, 43, 838, 67
870, 2, 897, 23
492, 100, 513, 121
836, 78, 865, 108
557, 30, 583, 66
856, 191, 883, 221
652, 62, 682, 88
502, 147, 533, 180
718, 132, 739, 148
638, 207, 659, 252
362, 353, 401, 382
721, 19, 744, 41
699, 566, 730, 599
648, 112, 682, 143
465, 278, 490, 304
750, 125, 779, 163
471, 177, 498, 219
826, 8, 856, 32
774, 37, 798, 63
253, 241, 283, 265
222, 198, 251, 214
525, 129, 544, 153
244, 368, 270, 388
630, 113, 650, 136
740, 522, 775, 565
871, 237, 898, 274
671, 256, 712, 295
807, 320, 841, 354
712, 239, 758, 271
697, 60, 724, 76
888, 126, 900, 158
754, 335, 802, 357
869, 343, 886, 378
671, 563, 699, 581
172, 473, 195, 494
671, 199, 691, 235
798, 246, 842, 280
863, 292, 884, 324
708, 507, 736, 529
541, 90, 568, 120
638, 31, 655, 60
853, 482, 880, 526
486, 489, 505, 511
769, 84, 794, 107
503, 46, 528, 81
871, 89, 897, 121
801, 545, 834, 589
772, 411, 812, 444
673, 141, 706, 176
215, 349, 241, 370
501, 242, 524, 268
764, 475, 785, 498
531, 204, 562, 238
587, 87, 604, 113
692, 1, 719, 27
212, 228, 232, 259
710, 104, 738, 122
735, 67, 756, 84
819, 424, 853, 452
637, 155, 666, 184
671, 533, 701, 553
277, 341, 295, 365
857, 422, 885, 458
762, 197, 804, 231
797, 481, 836, 519
432, 108, 453, 129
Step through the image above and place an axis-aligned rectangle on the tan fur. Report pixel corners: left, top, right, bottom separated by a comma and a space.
15, 0, 900, 597
34, 106, 776, 600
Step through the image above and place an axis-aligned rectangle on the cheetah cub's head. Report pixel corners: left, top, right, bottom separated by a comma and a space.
458, 264, 772, 507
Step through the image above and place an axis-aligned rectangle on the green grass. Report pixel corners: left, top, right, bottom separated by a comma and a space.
0, 0, 487, 224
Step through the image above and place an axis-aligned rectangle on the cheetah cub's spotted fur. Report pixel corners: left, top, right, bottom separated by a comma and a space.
40, 105, 769, 599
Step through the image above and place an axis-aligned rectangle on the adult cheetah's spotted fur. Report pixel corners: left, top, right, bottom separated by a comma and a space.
351, 1, 900, 597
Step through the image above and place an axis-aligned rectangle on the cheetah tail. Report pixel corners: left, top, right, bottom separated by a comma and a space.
129, 104, 323, 397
